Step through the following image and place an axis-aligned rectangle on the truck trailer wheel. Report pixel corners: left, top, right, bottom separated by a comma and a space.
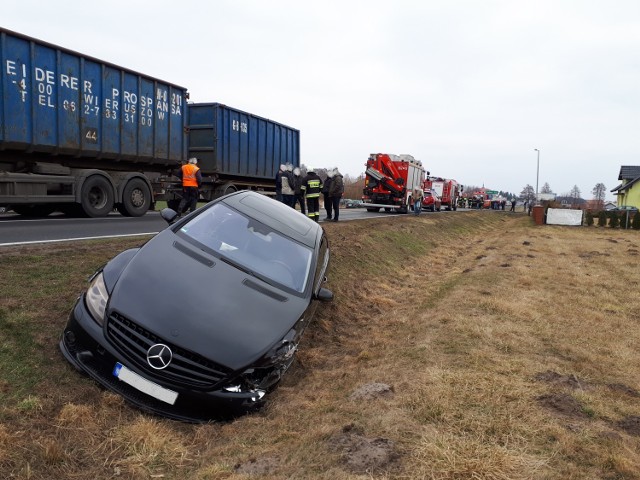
80, 175, 114, 217
215, 182, 237, 197
117, 178, 151, 217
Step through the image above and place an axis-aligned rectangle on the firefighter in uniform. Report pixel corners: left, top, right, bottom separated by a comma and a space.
292, 166, 306, 215
177, 157, 202, 215
301, 167, 322, 222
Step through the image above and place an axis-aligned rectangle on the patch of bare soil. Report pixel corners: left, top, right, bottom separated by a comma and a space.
537, 393, 589, 420
328, 424, 399, 475
608, 383, 640, 397
616, 416, 640, 437
234, 456, 281, 475
535, 370, 589, 390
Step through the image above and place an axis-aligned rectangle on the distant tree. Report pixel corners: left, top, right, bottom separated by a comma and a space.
343, 174, 365, 200
591, 183, 606, 210
592, 183, 606, 200
497, 190, 516, 200
315, 168, 329, 182
569, 185, 582, 206
520, 184, 535, 202
541, 182, 552, 194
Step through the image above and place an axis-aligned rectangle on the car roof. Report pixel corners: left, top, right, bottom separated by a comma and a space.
221, 191, 322, 248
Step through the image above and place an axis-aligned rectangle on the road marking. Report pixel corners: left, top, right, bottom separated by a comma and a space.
0, 232, 159, 247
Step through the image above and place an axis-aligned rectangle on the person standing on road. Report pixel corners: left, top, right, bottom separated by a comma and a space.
275, 164, 286, 203
302, 167, 322, 222
322, 170, 334, 221
177, 157, 202, 215
413, 187, 423, 215
281, 164, 296, 208
328, 168, 344, 222
510, 198, 516, 212
292, 166, 306, 215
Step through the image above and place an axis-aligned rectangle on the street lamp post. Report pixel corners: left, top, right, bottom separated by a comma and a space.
534, 148, 540, 204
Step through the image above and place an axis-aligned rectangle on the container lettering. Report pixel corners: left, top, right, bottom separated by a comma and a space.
232, 119, 248, 133
171, 92, 183, 115
156, 88, 168, 121
3, 54, 185, 129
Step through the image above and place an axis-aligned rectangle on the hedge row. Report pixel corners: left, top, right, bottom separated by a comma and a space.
585, 210, 640, 229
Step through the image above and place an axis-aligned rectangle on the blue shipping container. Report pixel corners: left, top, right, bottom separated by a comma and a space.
188, 103, 300, 180
0, 27, 187, 165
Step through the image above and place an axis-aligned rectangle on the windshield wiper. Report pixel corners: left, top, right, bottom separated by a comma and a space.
219, 256, 257, 278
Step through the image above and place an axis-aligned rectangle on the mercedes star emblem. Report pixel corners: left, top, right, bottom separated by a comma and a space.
147, 344, 173, 370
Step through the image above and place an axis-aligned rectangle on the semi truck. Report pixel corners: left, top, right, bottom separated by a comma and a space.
0, 27, 299, 217
423, 176, 461, 211
162, 102, 300, 210
361, 153, 425, 213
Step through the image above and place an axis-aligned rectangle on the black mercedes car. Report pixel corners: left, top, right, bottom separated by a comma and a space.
60, 191, 333, 422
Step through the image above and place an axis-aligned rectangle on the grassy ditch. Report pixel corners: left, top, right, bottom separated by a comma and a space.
0, 211, 639, 479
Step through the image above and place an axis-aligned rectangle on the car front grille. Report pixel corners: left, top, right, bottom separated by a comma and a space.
106, 312, 232, 389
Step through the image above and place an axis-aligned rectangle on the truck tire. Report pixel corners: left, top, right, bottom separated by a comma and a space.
366, 207, 380, 212
215, 182, 237, 197
117, 178, 151, 217
80, 175, 115, 217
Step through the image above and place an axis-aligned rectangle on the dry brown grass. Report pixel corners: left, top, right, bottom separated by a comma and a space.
1, 211, 639, 479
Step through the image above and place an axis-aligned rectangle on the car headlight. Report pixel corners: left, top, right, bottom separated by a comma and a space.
85, 272, 109, 325
225, 323, 305, 394
258, 326, 301, 367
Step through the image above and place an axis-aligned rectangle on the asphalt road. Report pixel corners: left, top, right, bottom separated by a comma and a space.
0, 211, 168, 247
0, 207, 433, 247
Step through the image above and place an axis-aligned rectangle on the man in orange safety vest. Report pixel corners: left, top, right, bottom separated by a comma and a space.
177, 157, 202, 215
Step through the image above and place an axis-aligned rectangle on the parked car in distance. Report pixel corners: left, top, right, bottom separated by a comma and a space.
422, 190, 442, 212
613, 205, 638, 212
60, 191, 333, 423
345, 199, 364, 208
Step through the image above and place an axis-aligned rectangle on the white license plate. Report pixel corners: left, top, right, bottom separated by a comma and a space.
113, 362, 178, 405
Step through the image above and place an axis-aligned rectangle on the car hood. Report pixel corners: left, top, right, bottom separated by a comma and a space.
106, 230, 310, 371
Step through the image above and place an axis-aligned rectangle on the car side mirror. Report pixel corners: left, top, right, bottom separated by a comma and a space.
160, 207, 179, 225
316, 287, 334, 302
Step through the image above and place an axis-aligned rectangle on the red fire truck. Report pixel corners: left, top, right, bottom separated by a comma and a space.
423, 176, 461, 211
362, 153, 426, 213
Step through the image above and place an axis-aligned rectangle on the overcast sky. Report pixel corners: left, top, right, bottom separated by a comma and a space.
4, 0, 639, 200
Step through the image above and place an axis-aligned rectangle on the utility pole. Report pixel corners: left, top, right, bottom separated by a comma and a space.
534, 148, 540, 204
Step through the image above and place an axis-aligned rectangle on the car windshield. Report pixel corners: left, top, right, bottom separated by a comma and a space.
177, 203, 313, 293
